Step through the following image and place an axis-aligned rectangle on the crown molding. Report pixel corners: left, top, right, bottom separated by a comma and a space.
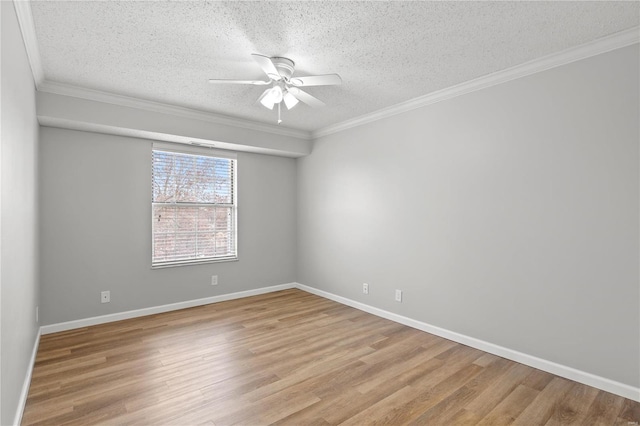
313, 26, 640, 139
38, 81, 312, 140
13, 0, 45, 87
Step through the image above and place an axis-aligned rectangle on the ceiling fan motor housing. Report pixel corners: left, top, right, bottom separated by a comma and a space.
271, 57, 295, 81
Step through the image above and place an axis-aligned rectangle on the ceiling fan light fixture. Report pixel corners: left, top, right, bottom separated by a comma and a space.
283, 91, 299, 110
260, 96, 275, 110
260, 86, 283, 110
271, 85, 284, 103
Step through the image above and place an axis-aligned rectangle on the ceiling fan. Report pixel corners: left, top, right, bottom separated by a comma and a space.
208, 54, 342, 123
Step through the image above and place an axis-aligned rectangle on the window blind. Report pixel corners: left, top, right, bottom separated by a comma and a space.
152, 149, 237, 267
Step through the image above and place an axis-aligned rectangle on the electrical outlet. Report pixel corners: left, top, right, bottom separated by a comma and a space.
363, 283, 369, 294
395, 289, 402, 302
36, 306, 39, 324
211, 275, 218, 286
101, 291, 110, 303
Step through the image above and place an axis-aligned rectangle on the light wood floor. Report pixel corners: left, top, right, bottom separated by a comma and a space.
23, 289, 638, 425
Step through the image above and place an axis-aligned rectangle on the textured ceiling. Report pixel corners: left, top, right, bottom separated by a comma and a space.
30, 1, 639, 132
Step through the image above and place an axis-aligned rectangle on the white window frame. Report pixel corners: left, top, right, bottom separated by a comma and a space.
151, 142, 238, 268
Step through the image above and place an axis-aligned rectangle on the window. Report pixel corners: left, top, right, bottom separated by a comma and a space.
152, 145, 237, 267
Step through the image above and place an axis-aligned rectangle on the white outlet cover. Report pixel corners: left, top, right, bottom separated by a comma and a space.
211, 275, 218, 285
395, 289, 402, 302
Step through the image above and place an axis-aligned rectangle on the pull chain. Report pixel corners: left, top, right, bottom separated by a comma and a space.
277, 102, 282, 124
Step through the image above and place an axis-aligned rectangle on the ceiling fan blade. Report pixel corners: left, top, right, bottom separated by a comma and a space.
290, 74, 342, 87
208, 79, 270, 85
251, 53, 280, 80
288, 87, 325, 108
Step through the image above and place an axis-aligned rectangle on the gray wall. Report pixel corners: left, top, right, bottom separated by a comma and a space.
297, 45, 639, 387
1, 2, 41, 424
40, 127, 296, 325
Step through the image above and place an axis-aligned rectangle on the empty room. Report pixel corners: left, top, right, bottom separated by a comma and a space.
1, 1, 639, 425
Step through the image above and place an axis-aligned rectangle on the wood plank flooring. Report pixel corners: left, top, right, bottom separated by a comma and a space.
22, 289, 639, 425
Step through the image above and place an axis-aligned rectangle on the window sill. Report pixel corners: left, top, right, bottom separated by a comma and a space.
151, 257, 239, 269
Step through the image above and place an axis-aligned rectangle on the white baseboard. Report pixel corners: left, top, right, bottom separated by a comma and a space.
41, 283, 296, 335
14, 327, 41, 426
295, 283, 640, 402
